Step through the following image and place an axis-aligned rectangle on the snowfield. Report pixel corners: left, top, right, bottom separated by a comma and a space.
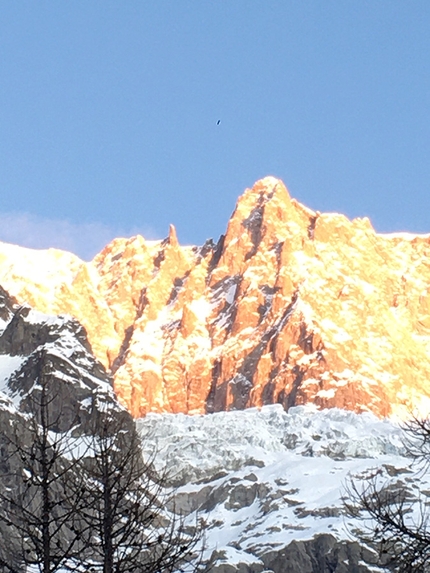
138, 405, 424, 572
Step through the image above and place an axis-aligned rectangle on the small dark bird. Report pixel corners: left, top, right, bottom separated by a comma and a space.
217, 119, 221, 125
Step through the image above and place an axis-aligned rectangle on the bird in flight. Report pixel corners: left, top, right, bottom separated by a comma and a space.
217, 120, 221, 125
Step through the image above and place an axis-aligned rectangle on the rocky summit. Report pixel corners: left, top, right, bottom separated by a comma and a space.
0, 177, 429, 418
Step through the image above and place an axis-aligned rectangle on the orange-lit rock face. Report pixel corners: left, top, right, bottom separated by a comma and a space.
1, 176, 430, 419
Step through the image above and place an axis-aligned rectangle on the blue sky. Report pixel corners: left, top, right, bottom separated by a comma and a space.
1, 2, 430, 259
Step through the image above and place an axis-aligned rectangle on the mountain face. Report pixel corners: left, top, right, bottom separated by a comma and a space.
0, 286, 117, 422
0, 177, 430, 418
0, 285, 406, 573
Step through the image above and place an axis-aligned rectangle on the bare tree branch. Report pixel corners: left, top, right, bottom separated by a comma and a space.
345, 417, 430, 572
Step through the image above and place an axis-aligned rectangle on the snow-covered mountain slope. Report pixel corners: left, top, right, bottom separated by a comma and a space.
1, 178, 430, 418
138, 405, 422, 573
0, 286, 118, 425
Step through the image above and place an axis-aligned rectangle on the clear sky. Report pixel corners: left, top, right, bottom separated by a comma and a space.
1, 2, 430, 259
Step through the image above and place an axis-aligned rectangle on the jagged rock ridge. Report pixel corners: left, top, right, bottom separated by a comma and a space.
0, 177, 430, 418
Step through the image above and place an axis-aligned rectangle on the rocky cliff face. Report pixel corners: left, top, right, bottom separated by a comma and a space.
0, 177, 429, 418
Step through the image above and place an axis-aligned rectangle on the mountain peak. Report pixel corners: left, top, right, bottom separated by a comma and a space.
0, 178, 429, 419
250, 175, 286, 195
235, 176, 292, 213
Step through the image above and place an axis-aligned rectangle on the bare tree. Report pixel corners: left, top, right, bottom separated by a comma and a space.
0, 352, 90, 573
345, 416, 430, 572
76, 402, 205, 573
0, 350, 205, 573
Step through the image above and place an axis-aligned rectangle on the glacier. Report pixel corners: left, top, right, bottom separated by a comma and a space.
138, 405, 423, 572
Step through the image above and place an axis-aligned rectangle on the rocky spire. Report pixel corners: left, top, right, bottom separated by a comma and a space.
167, 224, 179, 247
